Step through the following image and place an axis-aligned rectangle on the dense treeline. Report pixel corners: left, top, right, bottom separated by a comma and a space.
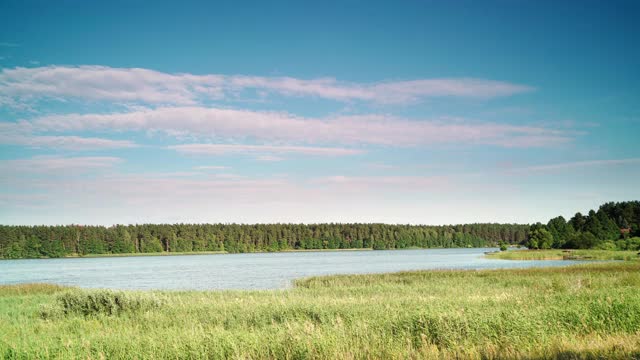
0, 223, 528, 259
526, 201, 640, 250
3, 200, 637, 259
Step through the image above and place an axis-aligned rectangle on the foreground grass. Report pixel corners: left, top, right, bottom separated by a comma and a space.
486, 249, 640, 261
1, 263, 640, 359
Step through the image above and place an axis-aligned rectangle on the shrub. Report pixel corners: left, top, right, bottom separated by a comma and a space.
594, 241, 616, 251
41, 289, 165, 318
625, 237, 640, 251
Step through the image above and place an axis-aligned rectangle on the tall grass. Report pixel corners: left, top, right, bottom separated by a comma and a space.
40, 289, 166, 318
0, 283, 66, 297
486, 249, 640, 261
1, 262, 639, 359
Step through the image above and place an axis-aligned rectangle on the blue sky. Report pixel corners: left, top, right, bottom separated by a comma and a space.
0, 0, 639, 225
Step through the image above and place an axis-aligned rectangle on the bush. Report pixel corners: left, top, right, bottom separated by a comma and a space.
41, 289, 165, 318
613, 237, 640, 251
594, 241, 616, 251
499, 243, 508, 251
625, 237, 640, 251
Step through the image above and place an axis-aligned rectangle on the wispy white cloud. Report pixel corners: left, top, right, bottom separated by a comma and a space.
0, 65, 224, 106
504, 158, 640, 174
313, 175, 450, 190
0, 120, 33, 135
364, 162, 399, 170
0, 65, 533, 107
0, 134, 138, 150
169, 143, 365, 156
30, 107, 571, 148
210, 173, 246, 179
0, 167, 464, 224
131, 171, 204, 178
228, 76, 532, 103
0, 119, 138, 150
0, 156, 122, 173
255, 155, 284, 162
193, 165, 230, 170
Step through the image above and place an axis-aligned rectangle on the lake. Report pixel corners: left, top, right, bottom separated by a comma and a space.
0, 248, 583, 290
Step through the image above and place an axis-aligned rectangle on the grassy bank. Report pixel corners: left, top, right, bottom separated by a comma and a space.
486, 249, 640, 261
66, 250, 229, 258
281, 248, 374, 253
1, 263, 640, 359
60, 248, 374, 259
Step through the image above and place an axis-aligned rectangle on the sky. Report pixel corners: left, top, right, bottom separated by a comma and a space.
0, 0, 639, 226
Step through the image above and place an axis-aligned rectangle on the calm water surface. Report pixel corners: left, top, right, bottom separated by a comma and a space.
0, 248, 583, 290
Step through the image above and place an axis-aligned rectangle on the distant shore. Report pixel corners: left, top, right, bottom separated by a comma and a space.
1, 246, 480, 260
59, 247, 376, 259
5, 247, 639, 261
65, 250, 228, 258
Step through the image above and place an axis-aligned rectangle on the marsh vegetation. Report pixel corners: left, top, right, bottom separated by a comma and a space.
2, 262, 639, 359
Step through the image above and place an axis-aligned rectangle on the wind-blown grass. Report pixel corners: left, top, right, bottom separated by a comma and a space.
0, 283, 66, 297
1, 262, 639, 359
40, 289, 166, 318
486, 249, 640, 261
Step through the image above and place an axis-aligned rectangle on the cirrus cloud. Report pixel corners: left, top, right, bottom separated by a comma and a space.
29, 106, 572, 148
0, 65, 224, 106
228, 76, 533, 103
0, 155, 122, 173
503, 158, 640, 174
0, 134, 138, 150
0, 65, 533, 107
169, 143, 365, 156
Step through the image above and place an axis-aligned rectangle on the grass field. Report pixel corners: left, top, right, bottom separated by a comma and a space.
486, 249, 640, 261
1, 262, 640, 359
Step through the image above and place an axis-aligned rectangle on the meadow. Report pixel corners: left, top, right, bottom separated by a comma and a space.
1, 260, 640, 359
486, 249, 640, 261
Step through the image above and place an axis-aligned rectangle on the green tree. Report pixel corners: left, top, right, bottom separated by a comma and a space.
527, 228, 553, 249
569, 212, 586, 232
24, 235, 42, 258
547, 216, 574, 248
566, 232, 599, 249
113, 228, 134, 254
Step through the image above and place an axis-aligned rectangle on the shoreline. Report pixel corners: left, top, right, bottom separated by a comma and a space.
0, 247, 380, 260
73, 247, 375, 258
4, 247, 637, 262
485, 249, 639, 261
0, 246, 477, 260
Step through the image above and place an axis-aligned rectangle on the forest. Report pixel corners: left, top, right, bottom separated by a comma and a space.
0, 223, 528, 259
525, 201, 640, 250
1, 201, 638, 259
